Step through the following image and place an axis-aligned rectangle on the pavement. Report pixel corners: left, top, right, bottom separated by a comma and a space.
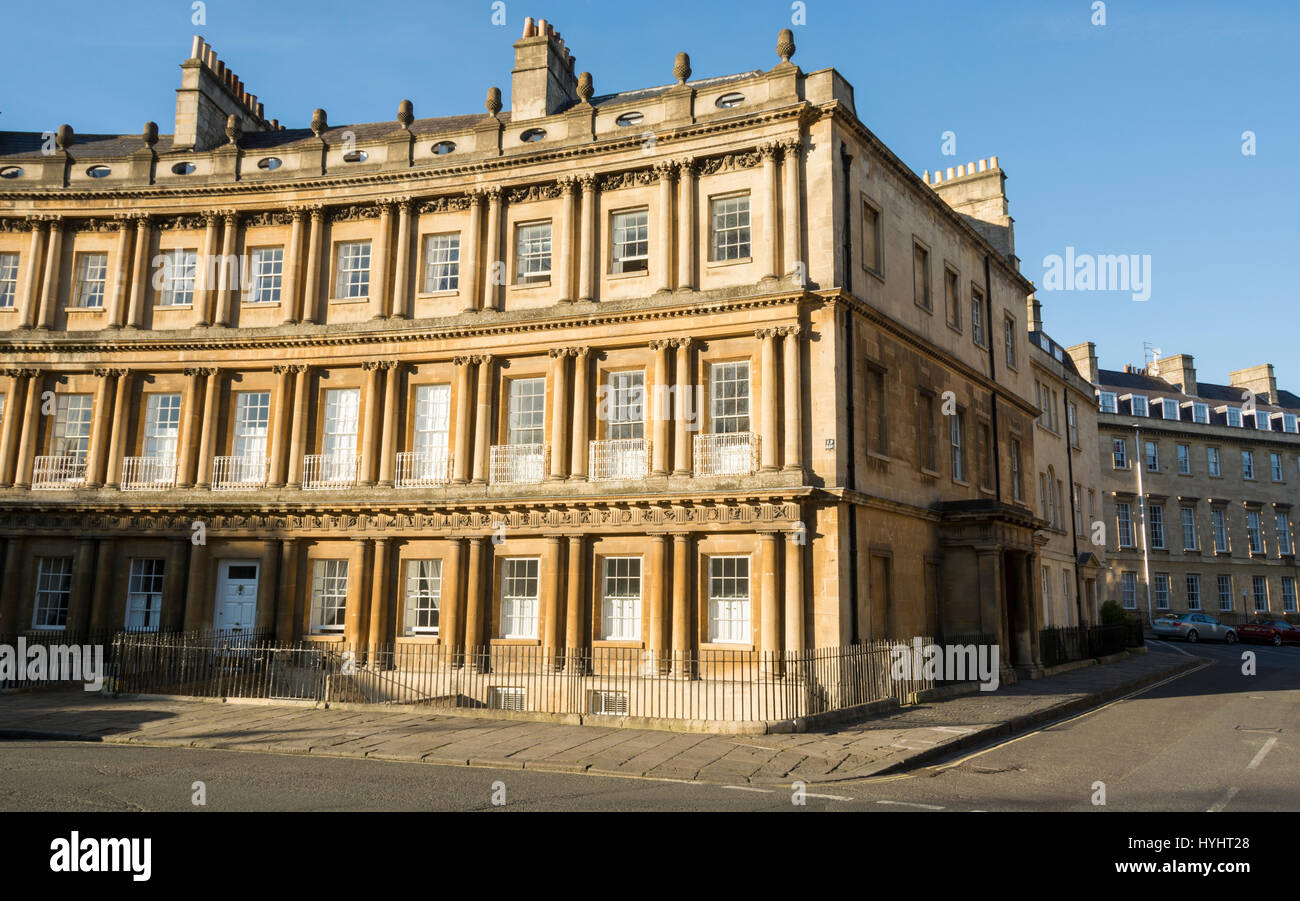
0, 647, 1201, 785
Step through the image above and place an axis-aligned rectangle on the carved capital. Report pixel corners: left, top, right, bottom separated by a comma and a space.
757, 142, 781, 161
649, 339, 672, 351
453, 355, 474, 367
780, 324, 803, 338
221, 209, 238, 226
557, 174, 578, 195
471, 353, 494, 366
671, 337, 693, 350
548, 347, 568, 360
567, 346, 589, 358
676, 156, 697, 177
579, 173, 598, 193
782, 137, 804, 160
653, 160, 678, 182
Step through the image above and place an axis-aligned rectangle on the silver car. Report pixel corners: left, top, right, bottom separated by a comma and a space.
1152, 612, 1238, 643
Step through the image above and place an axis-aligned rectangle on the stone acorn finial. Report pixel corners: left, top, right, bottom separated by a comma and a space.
55, 124, 74, 150
576, 71, 593, 104
485, 86, 502, 116
674, 52, 691, 85
225, 114, 242, 145
311, 108, 328, 136
777, 28, 795, 63
142, 121, 159, 147
397, 98, 414, 128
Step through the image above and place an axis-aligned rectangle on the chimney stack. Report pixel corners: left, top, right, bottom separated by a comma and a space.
927, 156, 1016, 261
1066, 342, 1100, 385
510, 16, 580, 121
1026, 292, 1043, 333
1229, 363, 1278, 405
174, 35, 272, 150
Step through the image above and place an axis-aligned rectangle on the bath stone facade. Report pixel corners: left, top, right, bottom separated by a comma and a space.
0, 17, 1083, 676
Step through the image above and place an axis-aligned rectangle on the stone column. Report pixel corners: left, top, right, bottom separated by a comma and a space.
107, 217, 132, 328
368, 537, 392, 654
548, 348, 569, 480
442, 538, 465, 656
0, 370, 29, 486
377, 361, 400, 487
760, 531, 780, 668
127, 215, 152, 328
543, 535, 563, 665
17, 221, 45, 329
84, 369, 114, 488
650, 340, 671, 476
89, 539, 121, 631
163, 538, 189, 633
557, 176, 577, 302
648, 533, 668, 671
104, 369, 131, 489
183, 538, 211, 632
564, 534, 585, 655
12, 370, 44, 489
195, 212, 220, 326
302, 206, 324, 324
370, 201, 392, 319
452, 356, 473, 484
36, 217, 64, 330
215, 210, 238, 326
782, 138, 803, 277
577, 174, 597, 302
275, 539, 301, 641
471, 354, 493, 485
976, 546, 1003, 644
463, 190, 483, 313
784, 527, 805, 654
267, 365, 293, 487
463, 536, 486, 658
758, 328, 778, 471
676, 157, 696, 291
0, 537, 23, 630
194, 368, 221, 489
344, 539, 371, 649
759, 143, 781, 280
360, 361, 383, 486
481, 187, 502, 312
68, 539, 95, 635
672, 338, 693, 476
671, 532, 692, 674
286, 365, 310, 488
655, 162, 675, 293
256, 540, 280, 635
390, 198, 412, 318
282, 207, 305, 325
782, 325, 803, 472
176, 368, 202, 488
569, 347, 590, 481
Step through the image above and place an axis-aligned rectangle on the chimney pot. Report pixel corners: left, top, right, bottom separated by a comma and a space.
522, 16, 535, 37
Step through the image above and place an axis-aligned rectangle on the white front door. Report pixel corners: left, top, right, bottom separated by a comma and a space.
214, 560, 259, 632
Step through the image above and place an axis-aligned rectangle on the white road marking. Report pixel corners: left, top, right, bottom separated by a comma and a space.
877, 799, 944, 810
1247, 737, 1277, 770
1146, 639, 1196, 657
1207, 787, 1239, 813
722, 785, 773, 793
804, 792, 853, 801
930, 726, 975, 734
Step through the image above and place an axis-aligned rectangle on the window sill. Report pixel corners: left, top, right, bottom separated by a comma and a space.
699, 641, 755, 652
397, 634, 440, 644
415, 290, 460, 299
607, 268, 649, 280
329, 297, 369, 305
862, 264, 885, 283
1183, 549, 1201, 556
914, 301, 933, 315
592, 640, 645, 649
303, 633, 345, 642
946, 322, 963, 337
491, 637, 541, 646
866, 450, 891, 464
510, 279, 551, 291
705, 256, 752, 269
241, 300, 282, 308
64, 306, 105, 314
918, 466, 940, 479
952, 477, 971, 488
154, 304, 193, 311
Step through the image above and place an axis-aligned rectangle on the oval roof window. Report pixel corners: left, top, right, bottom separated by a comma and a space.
0, 166, 22, 179
432, 141, 456, 155
615, 112, 644, 127
257, 156, 282, 170
86, 165, 111, 178
343, 150, 368, 163
171, 162, 196, 175
715, 92, 745, 109
520, 128, 546, 143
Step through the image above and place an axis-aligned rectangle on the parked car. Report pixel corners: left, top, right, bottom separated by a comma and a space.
1152, 612, 1237, 643
1235, 619, 1300, 647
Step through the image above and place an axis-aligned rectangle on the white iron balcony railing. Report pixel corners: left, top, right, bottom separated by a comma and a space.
489, 444, 547, 485
303, 453, 361, 490
32, 454, 87, 489
693, 431, 759, 477
589, 437, 650, 481
212, 455, 268, 491
395, 449, 453, 488
121, 455, 178, 491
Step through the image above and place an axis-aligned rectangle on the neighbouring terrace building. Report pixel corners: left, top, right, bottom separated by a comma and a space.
0, 18, 1098, 685
1073, 346, 1300, 623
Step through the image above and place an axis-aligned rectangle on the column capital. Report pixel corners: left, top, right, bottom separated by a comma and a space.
289, 363, 311, 374
452, 355, 474, 367
272, 364, 295, 375
670, 336, 693, 350
557, 174, 579, 194
756, 141, 781, 161
653, 160, 678, 182
566, 345, 589, 358
466, 187, 488, 206
754, 327, 780, 339
132, 212, 153, 228
781, 136, 804, 158
221, 209, 239, 226
649, 338, 672, 351
307, 204, 326, 222
362, 360, 385, 372
779, 324, 803, 338
676, 156, 697, 175
548, 347, 568, 360
201, 210, 222, 226
471, 353, 494, 366
484, 185, 503, 203
578, 173, 598, 193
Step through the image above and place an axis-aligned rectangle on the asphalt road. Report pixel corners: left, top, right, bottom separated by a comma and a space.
0, 641, 1295, 812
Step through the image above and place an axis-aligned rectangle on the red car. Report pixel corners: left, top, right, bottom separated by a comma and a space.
1235, 619, 1300, 646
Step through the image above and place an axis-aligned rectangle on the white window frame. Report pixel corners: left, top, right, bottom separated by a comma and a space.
422, 233, 460, 293
709, 194, 751, 262
1176, 443, 1190, 475
248, 246, 284, 304
334, 241, 372, 299
142, 393, 182, 460
309, 559, 349, 633
72, 252, 108, 308
707, 555, 751, 644
159, 248, 198, 307
1098, 391, 1117, 414
709, 361, 751, 434
1207, 446, 1221, 477
404, 559, 443, 635
1217, 574, 1233, 611
1212, 508, 1228, 552
232, 391, 271, 460
1277, 513, 1292, 555
413, 383, 452, 465
514, 221, 552, 284
604, 370, 645, 441
1121, 572, 1137, 610
1181, 506, 1198, 551
1129, 395, 1149, 417
32, 556, 74, 629
1116, 502, 1134, 548
506, 378, 546, 446
1191, 402, 1209, 424
1242, 450, 1255, 480
1153, 572, 1170, 610
500, 558, 540, 639
610, 209, 649, 274
600, 556, 642, 641
1185, 574, 1201, 611
323, 388, 360, 458
1247, 510, 1264, 554
52, 394, 93, 459
125, 558, 165, 632
1252, 575, 1268, 612
1149, 504, 1165, 550
0, 252, 18, 309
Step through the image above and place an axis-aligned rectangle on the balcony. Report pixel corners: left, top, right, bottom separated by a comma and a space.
303, 454, 360, 490
589, 437, 650, 481
395, 450, 453, 488
489, 444, 547, 486
693, 432, 759, 477
32, 455, 87, 489
121, 455, 178, 491
212, 456, 268, 491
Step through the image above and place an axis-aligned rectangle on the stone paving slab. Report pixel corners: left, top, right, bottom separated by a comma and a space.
0, 649, 1202, 784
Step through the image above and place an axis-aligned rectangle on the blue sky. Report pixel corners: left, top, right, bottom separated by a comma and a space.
2, 0, 1296, 389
